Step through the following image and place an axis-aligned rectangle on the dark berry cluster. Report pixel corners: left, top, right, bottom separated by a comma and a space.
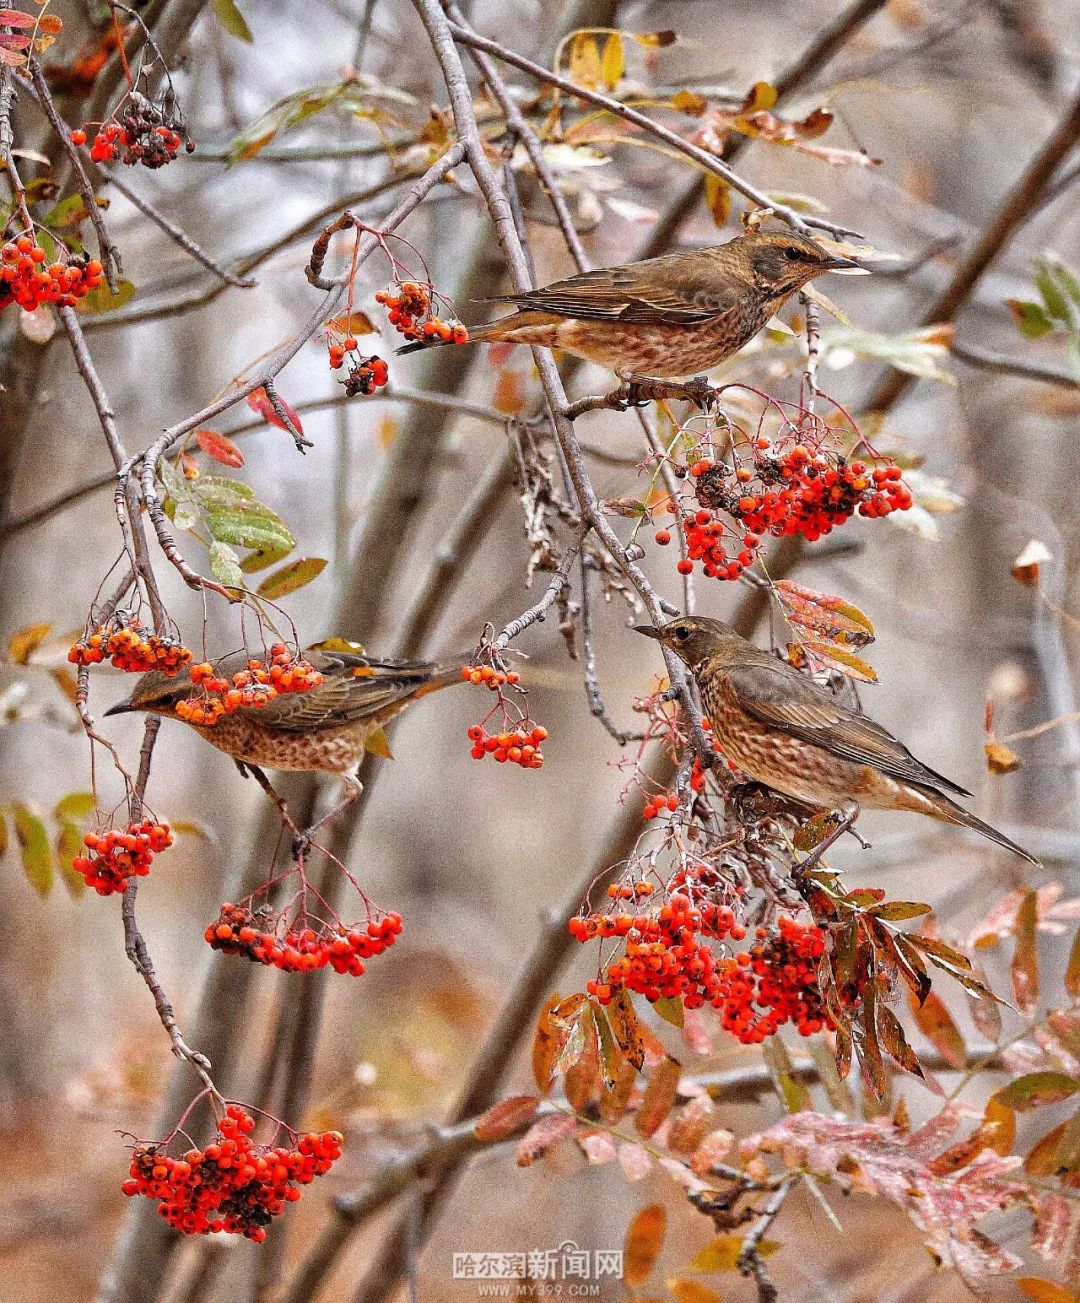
713, 917, 834, 1043
375, 281, 467, 344
466, 723, 546, 768
327, 333, 389, 396
205, 902, 402, 976
122, 1105, 342, 1242
87, 96, 192, 168
73, 819, 173, 895
69, 618, 192, 675
1, 235, 104, 311
176, 645, 324, 727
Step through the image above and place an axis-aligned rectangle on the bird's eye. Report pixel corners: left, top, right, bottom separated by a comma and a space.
675, 625, 691, 642
783, 247, 804, 262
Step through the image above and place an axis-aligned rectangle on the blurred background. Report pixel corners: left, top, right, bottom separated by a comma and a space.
0, 0, 1078, 1299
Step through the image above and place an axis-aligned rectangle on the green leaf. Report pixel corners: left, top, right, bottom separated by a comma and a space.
13, 803, 54, 897
212, 0, 253, 42
1035, 259, 1074, 325
75, 278, 137, 315
652, 995, 684, 1028
1005, 298, 1055, 339
56, 822, 87, 898
992, 1071, 1080, 1112
0, 812, 8, 859
256, 556, 327, 600
43, 191, 109, 229
869, 901, 933, 922
762, 1034, 811, 1112
209, 541, 244, 589
53, 791, 96, 822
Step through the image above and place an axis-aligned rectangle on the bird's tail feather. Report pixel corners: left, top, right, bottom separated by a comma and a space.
924, 789, 1040, 864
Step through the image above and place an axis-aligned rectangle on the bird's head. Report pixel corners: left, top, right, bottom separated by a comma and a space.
634, 616, 745, 672
740, 230, 863, 298
105, 668, 194, 720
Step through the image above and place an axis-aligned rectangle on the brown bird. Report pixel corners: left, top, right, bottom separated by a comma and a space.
637, 617, 1038, 863
399, 230, 861, 378
104, 646, 469, 777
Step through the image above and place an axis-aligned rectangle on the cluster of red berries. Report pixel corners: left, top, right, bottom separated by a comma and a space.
1, 235, 104, 311
122, 1105, 342, 1241
713, 916, 834, 1043
327, 335, 390, 397
643, 793, 680, 819
656, 509, 762, 583
375, 282, 467, 344
176, 645, 324, 726
72, 818, 173, 895
204, 902, 403, 976
466, 723, 546, 768
69, 620, 192, 675
83, 98, 192, 168
461, 663, 521, 690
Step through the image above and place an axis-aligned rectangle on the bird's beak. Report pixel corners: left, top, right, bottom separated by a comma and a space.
825, 254, 870, 276
634, 624, 663, 640
104, 698, 137, 717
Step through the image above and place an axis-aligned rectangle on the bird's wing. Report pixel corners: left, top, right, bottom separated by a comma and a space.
725, 660, 972, 798
485, 253, 742, 326
238, 652, 461, 733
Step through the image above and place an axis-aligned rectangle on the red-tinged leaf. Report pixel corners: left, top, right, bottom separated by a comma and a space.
1012, 889, 1040, 1014
1017, 1279, 1080, 1303
635, 1056, 680, 1138
38, 13, 63, 35
874, 1001, 926, 1081
623, 1202, 666, 1285
0, 46, 26, 66
515, 1112, 576, 1166
1067, 928, 1080, 999
578, 1128, 617, 1165
0, 11, 39, 26
774, 580, 875, 638
0, 31, 31, 50
607, 987, 646, 1070
256, 556, 328, 600
967, 965, 1003, 1041
909, 990, 966, 1069
1048, 1010, 1080, 1060
196, 429, 245, 468
564, 1008, 600, 1112
13, 802, 53, 897
891, 934, 931, 1006
834, 1021, 853, 1080
667, 1094, 715, 1153
617, 1140, 652, 1181
871, 900, 933, 922
1025, 1119, 1069, 1176
795, 106, 834, 138
247, 386, 304, 435
803, 640, 877, 683
993, 1072, 1080, 1112
666, 1278, 726, 1303
474, 1094, 540, 1142
907, 934, 973, 971
690, 1127, 734, 1175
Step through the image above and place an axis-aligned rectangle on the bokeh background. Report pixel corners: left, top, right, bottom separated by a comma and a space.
1, 0, 1078, 1299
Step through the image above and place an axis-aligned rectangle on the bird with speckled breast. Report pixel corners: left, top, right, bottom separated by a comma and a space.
399, 230, 862, 378
105, 647, 470, 777
637, 616, 1038, 864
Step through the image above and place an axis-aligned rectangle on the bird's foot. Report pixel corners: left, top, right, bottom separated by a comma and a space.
291, 773, 364, 859
619, 373, 718, 411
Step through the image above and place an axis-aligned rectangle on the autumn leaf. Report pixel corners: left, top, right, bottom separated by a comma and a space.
635, 1056, 680, 1138
607, 987, 646, 1070
600, 32, 624, 89
1017, 1279, 1080, 1303
623, 1202, 666, 1285
196, 429, 245, 468
992, 1072, 1080, 1112
8, 621, 52, 664
984, 740, 1022, 774
532, 993, 563, 1093
474, 1095, 541, 1141
13, 802, 54, 897
1066, 928, 1080, 999
256, 557, 327, 600
666, 1278, 725, 1303
1011, 889, 1040, 1014
247, 386, 304, 436
909, 990, 966, 1070
515, 1112, 576, 1166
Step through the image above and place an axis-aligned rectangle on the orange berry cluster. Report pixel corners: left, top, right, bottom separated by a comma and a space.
1, 236, 104, 311
69, 620, 192, 675
73, 819, 173, 895
460, 663, 521, 690
375, 282, 467, 344
122, 1105, 342, 1242
327, 330, 389, 395
88, 99, 192, 168
572, 890, 747, 1007
643, 793, 680, 819
176, 645, 324, 727
466, 723, 546, 767
205, 902, 403, 976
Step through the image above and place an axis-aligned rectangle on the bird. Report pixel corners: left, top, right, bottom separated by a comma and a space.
104, 646, 470, 778
636, 616, 1038, 864
398, 229, 862, 379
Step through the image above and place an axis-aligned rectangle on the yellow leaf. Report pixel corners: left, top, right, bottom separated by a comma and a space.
671, 89, 708, 115
1017, 1280, 1079, 1303
8, 621, 52, 664
600, 32, 624, 90
692, 1235, 779, 1273
13, 802, 54, 897
378, 415, 397, 450
568, 33, 602, 89
327, 311, 377, 336
624, 1203, 666, 1286
49, 666, 79, 703
364, 727, 394, 759
984, 740, 1022, 774
703, 173, 731, 228
744, 80, 778, 112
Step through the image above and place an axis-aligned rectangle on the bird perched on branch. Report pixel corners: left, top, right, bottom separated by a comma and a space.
105, 646, 469, 777
399, 229, 861, 379
637, 616, 1038, 864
